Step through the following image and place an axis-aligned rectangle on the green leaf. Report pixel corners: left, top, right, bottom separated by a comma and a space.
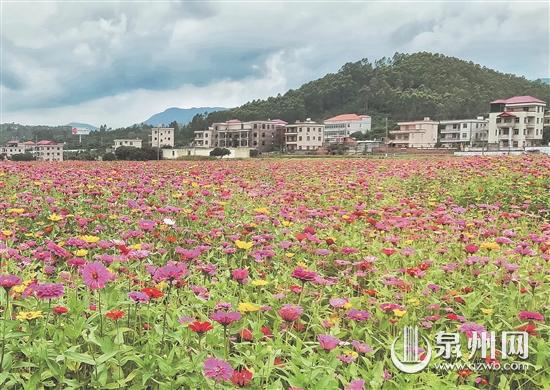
64, 351, 96, 366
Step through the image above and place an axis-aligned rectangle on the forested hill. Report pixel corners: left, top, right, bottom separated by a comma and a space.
2, 52, 549, 148
187, 52, 550, 133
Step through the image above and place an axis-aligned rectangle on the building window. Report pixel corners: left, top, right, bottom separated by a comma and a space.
463, 123, 467, 128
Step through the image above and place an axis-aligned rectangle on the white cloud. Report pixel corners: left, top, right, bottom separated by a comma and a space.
1, 1, 548, 127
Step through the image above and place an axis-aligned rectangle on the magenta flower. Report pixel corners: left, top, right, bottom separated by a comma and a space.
153, 262, 188, 282
35, 283, 64, 300
128, 291, 150, 303
317, 334, 340, 351
329, 298, 349, 309
81, 262, 113, 290
231, 268, 249, 284
345, 379, 365, 390
346, 309, 371, 321
0, 275, 21, 290
291, 267, 317, 282
203, 357, 234, 382
278, 304, 303, 322
211, 311, 241, 326
351, 340, 373, 354
459, 322, 487, 338
518, 311, 544, 322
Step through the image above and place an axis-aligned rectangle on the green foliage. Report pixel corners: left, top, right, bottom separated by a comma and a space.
102, 153, 116, 161
114, 147, 158, 161
209, 147, 231, 158
10, 153, 35, 161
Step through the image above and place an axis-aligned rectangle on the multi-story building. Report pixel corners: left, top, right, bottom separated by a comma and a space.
323, 114, 371, 144
193, 119, 286, 152
113, 139, 143, 149
151, 127, 174, 148
389, 117, 439, 148
284, 119, 324, 152
0, 140, 64, 161
544, 110, 550, 137
488, 96, 546, 148
439, 117, 488, 148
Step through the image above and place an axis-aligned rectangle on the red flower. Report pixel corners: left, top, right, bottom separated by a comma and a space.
231, 368, 253, 387
53, 306, 69, 315
454, 296, 465, 304
141, 287, 164, 299
261, 326, 273, 338
458, 369, 473, 378
105, 309, 125, 321
188, 321, 213, 334
464, 244, 479, 254
517, 323, 538, 336
381, 248, 396, 256
364, 289, 377, 297
238, 328, 253, 342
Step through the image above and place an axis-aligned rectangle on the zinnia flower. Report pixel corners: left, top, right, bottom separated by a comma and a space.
0, 275, 21, 290
188, 321, 213, 334
518, 311, 544, 322
232, 268, 249, 284
231, 368, 253, 387
35, 283, 64, 300
278, 304, 303, 322
211, 311, 241, 326
346, 309, 371, 321
128, 291, 150, 303
317, 334, 340, 351
291, 267, 317, 282
203, 357, 234, 382
53, 306, 69, 315
105, 309, 125, 321
141, 287, 164, 299
81, 262, 113, 290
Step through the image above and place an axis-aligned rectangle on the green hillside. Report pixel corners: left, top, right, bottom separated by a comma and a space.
2, 52, 549, 148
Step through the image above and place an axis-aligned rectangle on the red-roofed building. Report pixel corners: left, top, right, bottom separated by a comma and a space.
488, 96, 546, 148
324, 113, 371, 144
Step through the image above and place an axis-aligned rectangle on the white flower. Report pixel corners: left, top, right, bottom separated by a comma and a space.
163, 218, 176, 226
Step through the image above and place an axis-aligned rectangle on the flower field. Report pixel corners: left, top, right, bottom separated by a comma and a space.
0, 156, 548, 389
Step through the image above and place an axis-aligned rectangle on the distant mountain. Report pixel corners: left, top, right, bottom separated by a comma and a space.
144, 107, 226, 126
538, 78, 550, 85
67, 122, 98, 130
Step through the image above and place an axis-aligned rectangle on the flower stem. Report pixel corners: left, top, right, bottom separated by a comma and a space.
161, 284, 172, 346
98, 290, 103, 336
0, 291, 9, 373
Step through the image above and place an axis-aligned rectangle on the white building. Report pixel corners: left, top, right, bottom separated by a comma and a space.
0, 140, 64, 161
439, 117, 488, 148
151, 128, 174, 148
324, 114, 371, 144
113, 139, 143, 149
488, 96, 546, 148
284, 119, 325, 152
389, 117, 439, 148
193, 119, 286, 152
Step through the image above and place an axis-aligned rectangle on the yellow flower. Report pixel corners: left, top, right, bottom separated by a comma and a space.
79, 235, 100, 243
235, 240, 253, 250
480, 242, 500, 251
1, 230, 13, 237
238, 302, 261, 313
74, 249, 88, 257
285, 252, 295, 258
12, 280, 33, 294
343, 301, 353, 309
16, 311, 43, 321
342, 215, 350, 220
251, 279, 268, 287
7, 208, 25, 214
156, 281, 168, 290
297, 261, 307, 268
191, 182, 199, 188
342, 349, 359, 359
407, 297, 420, 306
6, 219, 15, 224
393, 309, 407, 318
48, 214, 63, 222
172, 193, 182, 199
109, 214, 118, 220
281, 220, 293, 227
253, 207, 269, 215
481, 308, 494, 315
129, 243, 142, 250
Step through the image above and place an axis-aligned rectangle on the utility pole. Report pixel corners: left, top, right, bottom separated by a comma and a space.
385, 117, 388, 158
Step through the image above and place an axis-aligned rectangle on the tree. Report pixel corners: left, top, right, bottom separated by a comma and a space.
10, 153, 35, 161
209, 147, 231, 158
102, 152, 116, 161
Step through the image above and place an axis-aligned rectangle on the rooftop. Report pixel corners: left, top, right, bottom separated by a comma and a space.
490, 96, 546, 105
325, 113, 370, 122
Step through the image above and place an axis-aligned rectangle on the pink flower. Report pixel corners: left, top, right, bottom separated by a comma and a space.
0, 275, 21, 290
232, 268, 249, 284
211, 311, 241, 326
346, 309, 371, 321
35, 283, 64, 300
81, 262, 113, 290
345, 379, 365, 390
153, 262, 188, 282
203, 357, 233, 382
329, 298, 348, 309
128, 291, 150, 303
278, 304, 303, 322
291, 267, 317, 282
351, 340, 373, 354
459, 322, 487, 338
317, 334, 340, 351
518, 311, 544, 322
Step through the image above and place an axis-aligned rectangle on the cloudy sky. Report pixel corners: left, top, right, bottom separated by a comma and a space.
1, 1, 549, 128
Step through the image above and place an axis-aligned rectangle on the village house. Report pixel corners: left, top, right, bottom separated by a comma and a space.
113, 139, 143, 149
439, 117, 488, 149
284, 119, 325, 152
389, 117, 439, 148
323, 113, 371, 144
0, 140, 64, 161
